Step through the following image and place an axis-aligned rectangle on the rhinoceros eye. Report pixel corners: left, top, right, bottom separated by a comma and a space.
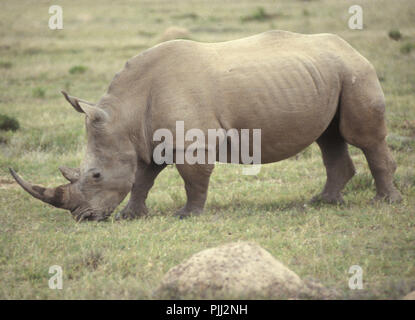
87, 168, 102, 181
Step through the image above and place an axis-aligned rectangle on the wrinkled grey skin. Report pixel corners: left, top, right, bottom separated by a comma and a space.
10, 31, 402, 222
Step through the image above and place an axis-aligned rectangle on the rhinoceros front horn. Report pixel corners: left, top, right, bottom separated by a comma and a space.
9, 168, 73, 210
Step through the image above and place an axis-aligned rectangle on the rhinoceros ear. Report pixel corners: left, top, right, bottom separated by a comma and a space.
59, 166, 80, 183
61, 90, 109, 123
77, 101, 109, 123
61, 90, 94, 113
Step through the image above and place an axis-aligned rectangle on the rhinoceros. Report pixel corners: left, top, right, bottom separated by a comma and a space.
10, 30, 402, 221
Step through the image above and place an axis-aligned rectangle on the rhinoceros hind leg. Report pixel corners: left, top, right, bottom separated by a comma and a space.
339, 85, 402, 203
175, 163, 214, 218
361, 141, 402, 203
116, 163, 166, 220
311, 117, 355, 204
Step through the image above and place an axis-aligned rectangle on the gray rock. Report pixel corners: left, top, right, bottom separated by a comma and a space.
154, 241, 320, 299
158, 27, 190, 42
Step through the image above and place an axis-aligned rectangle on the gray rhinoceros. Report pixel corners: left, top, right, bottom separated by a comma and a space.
10, 31, 401, 221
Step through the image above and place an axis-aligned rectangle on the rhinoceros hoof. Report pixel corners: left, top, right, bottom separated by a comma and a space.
373, 190, 402, 203
175, 206, 203, 219
115, 205, 148, 220
310, 193, 344, 205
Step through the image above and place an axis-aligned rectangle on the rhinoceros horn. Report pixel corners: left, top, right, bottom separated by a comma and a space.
9, 168, 75, 210
59, 166, 80, 183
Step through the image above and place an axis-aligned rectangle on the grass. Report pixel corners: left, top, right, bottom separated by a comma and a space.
0, 61, 13, 69
400, 42, 415, 54
0, 0, 415, 300
172, 13, 199, 20
68, 65, 87, 75
0, 114, 20, 132
241, 7, 273, 22
32, 87, 46, 99
388, 29, 402, 41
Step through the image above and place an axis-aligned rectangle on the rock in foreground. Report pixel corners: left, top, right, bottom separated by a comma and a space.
155, 241, 328, 299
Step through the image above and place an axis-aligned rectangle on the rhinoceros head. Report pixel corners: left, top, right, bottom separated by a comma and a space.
10, 91, 137, 222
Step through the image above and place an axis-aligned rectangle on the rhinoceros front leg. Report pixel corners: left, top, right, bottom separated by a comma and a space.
116, 162, 166, 220
175, 163, 214, 218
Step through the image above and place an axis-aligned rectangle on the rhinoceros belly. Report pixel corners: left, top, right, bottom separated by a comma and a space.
215, 53, 341, 164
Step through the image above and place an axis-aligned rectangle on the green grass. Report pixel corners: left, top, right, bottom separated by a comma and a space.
0, 114, 20, 132
32, 87, 46, 99
388, 29, 402, 41
0, 61, 13, 69
68, 65, 87, 75
241, 7, 273, 22
400, 42, 415, 54
0, 0, 415, 300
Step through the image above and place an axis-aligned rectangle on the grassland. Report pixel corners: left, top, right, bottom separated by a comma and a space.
0, 0, 414, 299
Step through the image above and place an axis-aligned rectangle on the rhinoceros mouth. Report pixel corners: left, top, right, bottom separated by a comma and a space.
72, 206, 115, 222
